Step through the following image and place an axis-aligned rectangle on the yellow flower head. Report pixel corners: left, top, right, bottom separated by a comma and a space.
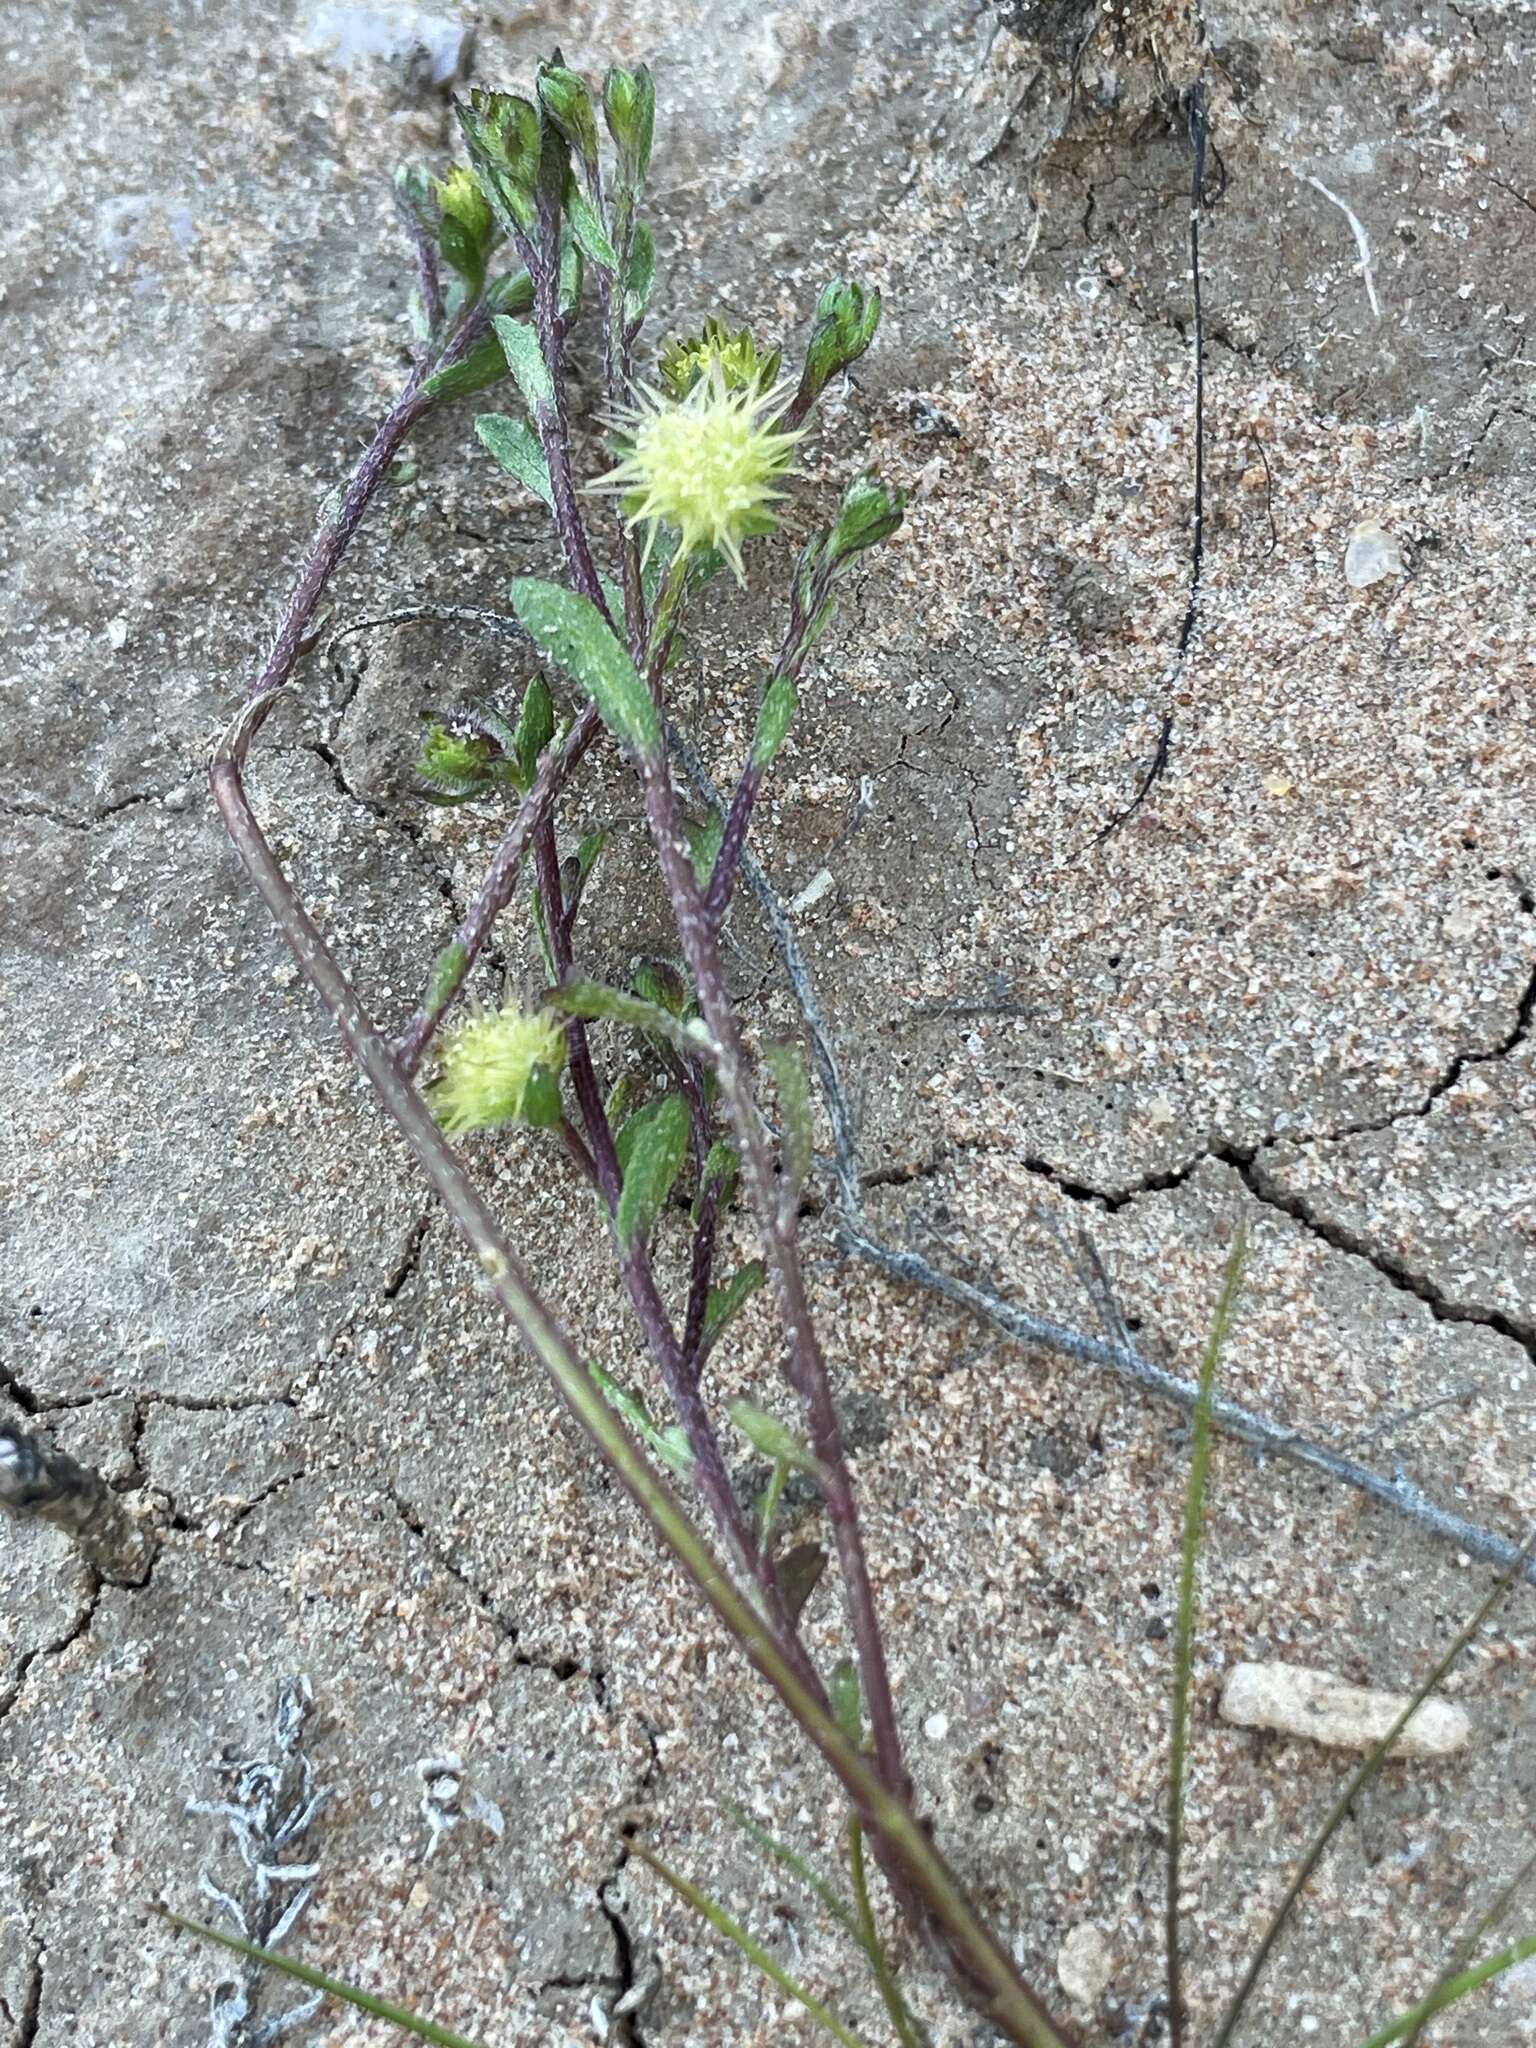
594, 365, 803, 584
430, 1006, 566, 1135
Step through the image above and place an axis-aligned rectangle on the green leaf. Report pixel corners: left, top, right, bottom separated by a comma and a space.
729, 1399, 822, 1478
425, 335, 509, 403
764, 1042, 813, 1195
485, 268, 535, 316
426, 942, 468, 1012
537, 64, 601, 173
632, 959, 689, 1017
624, 219, 656, 324
529, 884, 556, 980
704, 1261, 765, 1345
751, 672, 798, 771
475, 414, 554, 508
510, 578, 660, 757
558, 232, 584, 320
615, 1092, 690, 1251
614, 1096, 672, 1179
493, 315, 554, 413
684, 810, 724, 890
1353, 1934, 1536, 2048
564, 177, 618, 272
513, 674, 556, 788
547, 978, 710, 1063
692, 1139, 739, 1222
561, 828, 607, 924
727, 1804, 863, 1944
829, 1658, 863, 1748
520, 1064, 564, 1129
437, 211, 485, 293
590, 1363, 693, 1477
157, 1910, 487, 2048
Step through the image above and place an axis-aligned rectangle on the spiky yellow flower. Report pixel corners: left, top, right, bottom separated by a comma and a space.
430, 1006, 566, 1135
594, 366, 803, 584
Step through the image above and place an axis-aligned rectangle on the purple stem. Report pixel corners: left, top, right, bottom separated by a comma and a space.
637, 740, 912, 1810
703, 760, 761, 927
237, 304, 494, 734
682, 1176, 721, 1368
395, 703, 603, 1076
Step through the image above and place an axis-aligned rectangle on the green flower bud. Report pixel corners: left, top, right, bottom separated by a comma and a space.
827, 472, 905, 563
417, 723, 500, 796
602, 64, 655, 183
799, 278, 882, 407
658, 317, 782, 401
537, 63, 600, 175
457, 90, 542, 233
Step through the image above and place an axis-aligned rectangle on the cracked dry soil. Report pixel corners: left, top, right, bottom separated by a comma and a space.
3, 1, 1535, 2044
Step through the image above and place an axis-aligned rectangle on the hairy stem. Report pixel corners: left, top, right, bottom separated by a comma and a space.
209, 743, 1066, 2048
396, 704, 603, 1075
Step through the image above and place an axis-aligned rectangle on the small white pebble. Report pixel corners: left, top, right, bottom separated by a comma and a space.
105, 614, 129, 649
1221, 1662, 1471, 1756
1344, 517, 1407, 589
1056, 1924, 1112, 2005
922, 1711, 950, 1742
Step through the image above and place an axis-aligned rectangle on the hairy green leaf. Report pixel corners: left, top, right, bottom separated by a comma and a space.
616, 1092, 690, 1251
564, 177, 618, 272
493, 315, 554, 412
704, 1261, 765, 1345
751, 672, 798, 771
475, 413, 554, 508
510, 578, 660, 756
764, 1041, 813, 1195
424, 335, 509, 402
512, 673, 556, 787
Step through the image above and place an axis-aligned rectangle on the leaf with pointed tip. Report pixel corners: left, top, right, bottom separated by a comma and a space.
511, 579, 660, 757
425, 336, 509, 402
704, 1261, 765, 1345
493, 316, 553, 412
615, 1092, 690, 1251
475, 414, 553, 508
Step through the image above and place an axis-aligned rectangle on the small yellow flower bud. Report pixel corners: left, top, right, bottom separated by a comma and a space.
430, 1006, 566, 1135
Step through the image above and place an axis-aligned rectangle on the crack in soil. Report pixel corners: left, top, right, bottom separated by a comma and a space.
0, 1579, 99, 1724
386, 1488, 607, 1705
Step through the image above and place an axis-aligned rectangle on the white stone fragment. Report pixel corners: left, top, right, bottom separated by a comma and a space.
1344, 517, 1407, 589
301, 6, 473, 89
1220, 1661, 1471, 1757
1056, 1924, 1112, 2005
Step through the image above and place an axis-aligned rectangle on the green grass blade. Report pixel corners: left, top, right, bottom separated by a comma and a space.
1166, 1225, 1248, 2048
1211, 1521, 1536, 2048
632, 1843, 872, 2048
1397, 1842, 1536, 2048
1352, 1932, 1536, 2048
727, 1803, 862, 1942
156, 1909, 488, 2048
848, 1815, 929, 2048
